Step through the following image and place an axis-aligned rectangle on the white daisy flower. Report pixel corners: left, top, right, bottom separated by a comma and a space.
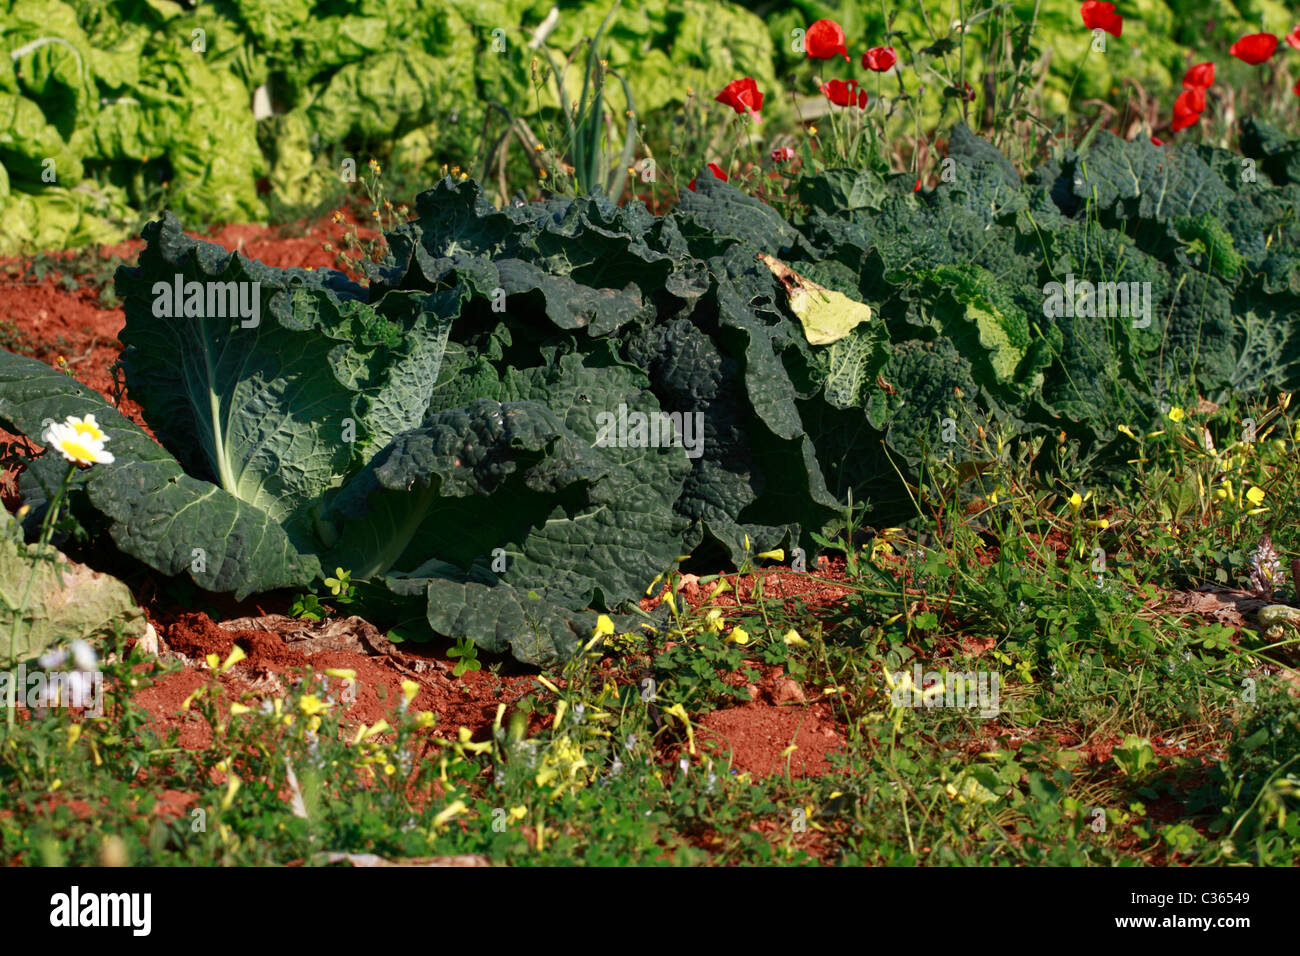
42, 419, 114, 466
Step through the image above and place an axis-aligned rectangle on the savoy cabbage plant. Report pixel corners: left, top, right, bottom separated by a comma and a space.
1, 120, 1297, 663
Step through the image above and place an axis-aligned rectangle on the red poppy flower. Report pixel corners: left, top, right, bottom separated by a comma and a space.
1170, 91, 1202, 132
1080, 1, 1122, 38
821, 78, 861, 107
913, 177, 922, 192
688, 162, 728, 191
1170, 88, 1203, 129
1229, 32, 1278, 65
805, 19, 849, 61
1286, 26, 1300, 51
1175, 86, 1205, 115
716, 77, 764, 116
858, 88, 869, 110
1182, 62, 1214, 89
1295, 79, 1300, 96
862, 46, 897, 72
771, 146, 795, 162
1151, 135, 1164, 146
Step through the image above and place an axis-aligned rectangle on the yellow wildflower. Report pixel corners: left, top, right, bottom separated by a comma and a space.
353, 719, 391, 743
432, 800, 468, 828
456, 727, 493, 756
219, 774, 240, 810
298, 694, 330, 716
663, 703, 696, 755
783, 629, 808, 647
536, 675, 561, 695
219, 646, 245, 673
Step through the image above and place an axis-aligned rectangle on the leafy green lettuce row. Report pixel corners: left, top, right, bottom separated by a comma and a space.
0, 0, 783, 255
